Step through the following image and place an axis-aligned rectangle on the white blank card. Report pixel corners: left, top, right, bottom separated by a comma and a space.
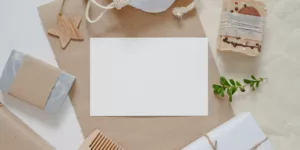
90, 38, 208, 116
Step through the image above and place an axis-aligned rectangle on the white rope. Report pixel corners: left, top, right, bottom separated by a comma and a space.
172, 1, 196, 18
85, 0, 129, 23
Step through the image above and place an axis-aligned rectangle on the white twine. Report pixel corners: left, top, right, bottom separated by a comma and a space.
85, 0, 129, 23
172, 1, 196, 18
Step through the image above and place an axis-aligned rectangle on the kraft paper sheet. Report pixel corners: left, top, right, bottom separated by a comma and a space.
38, 0, 234, 149
0, 104, 54, 150
8, 55, 60, 109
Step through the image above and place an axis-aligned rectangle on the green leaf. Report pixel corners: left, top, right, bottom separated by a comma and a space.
256, 82, 260, 88
217, 88, 222, 94
220, 77, 225, 85
214, 88, 218, 94
236, 81, 241, 86
244, 79, 252, 84
252, 86, 256, 91
213, 84, 222, 89
232, 87, 237, 94
220, 76, 230, 86
239, 87, 246, 92
227, 88, 233, 102
251, 75, 256, 80
227, 87, 232, 95
220, 89, 225, 97
229, 79, 236, 86
229, 94, 233, 102
250, 82, 255, 87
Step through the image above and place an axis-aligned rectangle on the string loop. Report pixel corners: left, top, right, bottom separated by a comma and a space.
172, 1, 196, 18
85, 0, 129, 23
204, 135, 217, 150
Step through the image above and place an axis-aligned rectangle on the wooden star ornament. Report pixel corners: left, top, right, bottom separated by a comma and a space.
48, 15, 84, 49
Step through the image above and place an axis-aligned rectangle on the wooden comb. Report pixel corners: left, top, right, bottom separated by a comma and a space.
78, 129, 124, 150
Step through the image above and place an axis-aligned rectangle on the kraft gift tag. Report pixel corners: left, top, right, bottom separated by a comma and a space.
38, 0, 234, 149
0, 104, 54, 150
9, 55, 60, 109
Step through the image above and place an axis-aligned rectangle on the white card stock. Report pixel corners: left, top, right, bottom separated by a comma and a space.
90, 38, 208, 116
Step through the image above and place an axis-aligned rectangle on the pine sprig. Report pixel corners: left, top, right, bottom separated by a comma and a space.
212, 75, 267, 102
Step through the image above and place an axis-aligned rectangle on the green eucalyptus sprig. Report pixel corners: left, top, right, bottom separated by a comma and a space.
213, 75, 267, 102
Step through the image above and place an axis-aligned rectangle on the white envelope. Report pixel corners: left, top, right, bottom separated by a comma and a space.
90, 38, 208, 116
182, 112, 273, 150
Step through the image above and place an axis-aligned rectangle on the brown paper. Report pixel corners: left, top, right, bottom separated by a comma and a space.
38, 0, 234, 149
8, 55, 60, 109
0, 105, 54, 150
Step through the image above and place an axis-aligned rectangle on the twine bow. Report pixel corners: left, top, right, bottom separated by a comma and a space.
204, 135, 218, 150
204, 134, 268, 150
250, 137, 268, 150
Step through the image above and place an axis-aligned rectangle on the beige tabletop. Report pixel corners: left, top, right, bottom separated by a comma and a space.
198, 0, 300, 149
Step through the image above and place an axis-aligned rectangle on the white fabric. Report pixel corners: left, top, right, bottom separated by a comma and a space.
129, 0, 176, 13
198, 0, 300, 149
219, 12, 265, 41
85, 0, 194, 23
182, 112, 273, 150
85, 0, 196, 23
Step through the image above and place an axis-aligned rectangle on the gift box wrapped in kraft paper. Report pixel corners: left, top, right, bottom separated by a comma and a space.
0, 50, 75, 113
0, 102, 54, 150
182, 112, 273, 150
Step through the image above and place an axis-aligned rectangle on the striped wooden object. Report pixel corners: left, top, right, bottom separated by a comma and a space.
79, 129, 124, 150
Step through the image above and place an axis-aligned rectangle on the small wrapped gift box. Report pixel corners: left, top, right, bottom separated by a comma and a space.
217, 0, 267, 56
0, 50, 75, 113
182, 112, 273, 150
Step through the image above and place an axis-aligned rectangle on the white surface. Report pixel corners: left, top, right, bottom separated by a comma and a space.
0, 0, 299, 149
198, 0, 300, 149
90, 38, 208, 116
0, 0, 84, 150
183, 112, 273, 150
